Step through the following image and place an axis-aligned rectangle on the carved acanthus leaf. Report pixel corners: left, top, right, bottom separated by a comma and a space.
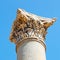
10, 8, 56, 43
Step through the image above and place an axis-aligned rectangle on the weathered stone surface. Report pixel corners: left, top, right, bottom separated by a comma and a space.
17, 41, 46, 60
10, 8, 56, 43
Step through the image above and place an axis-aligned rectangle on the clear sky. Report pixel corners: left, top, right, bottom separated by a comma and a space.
0, 0, 60, 60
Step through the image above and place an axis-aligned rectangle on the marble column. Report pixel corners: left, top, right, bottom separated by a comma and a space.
17, 38, 46, 60
9, 8, 56, 60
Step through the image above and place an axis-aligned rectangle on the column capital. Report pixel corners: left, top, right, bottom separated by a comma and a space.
10, 8, 56, 44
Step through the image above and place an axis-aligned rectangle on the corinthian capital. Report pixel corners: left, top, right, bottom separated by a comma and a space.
10, 8, 56, 44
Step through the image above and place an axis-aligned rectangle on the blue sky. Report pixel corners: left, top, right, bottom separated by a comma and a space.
0, 0, 60, 60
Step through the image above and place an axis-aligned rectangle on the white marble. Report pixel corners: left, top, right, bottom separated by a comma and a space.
17, 41, 46, 60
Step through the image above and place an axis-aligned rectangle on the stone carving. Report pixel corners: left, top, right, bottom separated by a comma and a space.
10, 9, 56, 43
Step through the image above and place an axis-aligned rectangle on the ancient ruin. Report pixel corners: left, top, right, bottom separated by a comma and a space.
9, 9, 56, 60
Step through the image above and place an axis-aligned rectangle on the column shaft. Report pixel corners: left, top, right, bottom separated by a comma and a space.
17, 41, 46, 60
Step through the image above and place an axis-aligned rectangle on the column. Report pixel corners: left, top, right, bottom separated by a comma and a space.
9, 8, 56, 60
